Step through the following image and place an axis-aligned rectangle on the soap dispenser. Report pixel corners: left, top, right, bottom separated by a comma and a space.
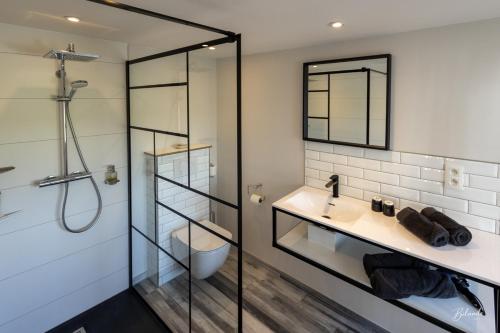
104, 165, 120, 185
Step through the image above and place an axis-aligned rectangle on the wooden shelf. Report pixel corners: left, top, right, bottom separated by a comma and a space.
144, 143, 211, 157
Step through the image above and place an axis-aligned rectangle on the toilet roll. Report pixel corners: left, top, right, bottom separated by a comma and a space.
250, 193, 264, 205
209, 164, 217, 177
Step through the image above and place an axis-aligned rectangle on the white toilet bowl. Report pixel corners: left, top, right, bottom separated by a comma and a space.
171, 220, 232, 280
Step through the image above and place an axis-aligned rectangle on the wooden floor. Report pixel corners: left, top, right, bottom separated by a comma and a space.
136, 251, 388, 333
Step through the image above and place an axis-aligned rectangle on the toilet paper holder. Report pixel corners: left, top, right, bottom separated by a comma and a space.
247, 183, 265, 205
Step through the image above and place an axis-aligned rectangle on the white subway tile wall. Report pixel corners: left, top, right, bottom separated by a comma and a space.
348, 177, 381, 192
400, 199, 438, 212
305, 168, 319, 178
469, 175, 500, 192
320, 152, 348, 165
421, 168, 445, 182
304, 142, 500, 234
305, 150, 319, 160
381, 184, 419, 201
381, 162, 420, 178
420, 192, 468, 212
399, 176, 443, 195
445, 158, 498, 177
401, 153, 444, 169
306, 159, 333, 172
364, 149, 401, 163
348, 157, 381, 171
334, 144, 364, 157
334, 164, 363, 178
339, 185, 363, 199
147, 148, 211, 285
364, 170, 399, 185
469, 202, 500, 220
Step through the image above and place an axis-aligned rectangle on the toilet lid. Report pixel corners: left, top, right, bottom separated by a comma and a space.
172, 220, 232, 252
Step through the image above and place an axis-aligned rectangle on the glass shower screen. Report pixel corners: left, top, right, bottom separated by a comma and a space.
128, 38, 242, 332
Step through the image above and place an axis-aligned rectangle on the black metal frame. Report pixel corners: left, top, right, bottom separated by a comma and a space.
272, 206, 500, 333
303, 54, 391, 150
87, 1, 242, 332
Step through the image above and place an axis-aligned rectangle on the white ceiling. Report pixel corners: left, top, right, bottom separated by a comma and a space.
2, 0, 500, 55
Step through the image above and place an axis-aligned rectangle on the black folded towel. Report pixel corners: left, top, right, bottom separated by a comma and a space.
370, 268, 458, 299
421, 207, 472, 246
363, 253, 428, 277
397, 207, 449, 247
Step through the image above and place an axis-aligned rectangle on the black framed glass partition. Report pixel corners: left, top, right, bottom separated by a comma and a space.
88, 1, 242, 332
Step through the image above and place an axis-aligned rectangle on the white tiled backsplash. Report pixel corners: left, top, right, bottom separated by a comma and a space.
146, 148, 211, 285
304, 141, 500, 235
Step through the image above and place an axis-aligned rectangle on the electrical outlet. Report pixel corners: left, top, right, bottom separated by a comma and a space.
444, 162, 464, 190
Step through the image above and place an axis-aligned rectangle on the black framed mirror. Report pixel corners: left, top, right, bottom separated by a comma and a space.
303, 54, 391, 150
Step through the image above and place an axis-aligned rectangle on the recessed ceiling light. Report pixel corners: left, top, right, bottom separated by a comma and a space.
329, 21, 343, 29
208, 46, 216, 50
202, 44, 209, 47
312, 65, 318, 68
65, 16, 80, 23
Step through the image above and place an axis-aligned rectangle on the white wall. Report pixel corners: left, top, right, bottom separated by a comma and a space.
0, 23, 128, 332
222, 18, 500, 333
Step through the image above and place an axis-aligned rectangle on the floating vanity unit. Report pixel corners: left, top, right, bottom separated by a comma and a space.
273, 186, 500, 333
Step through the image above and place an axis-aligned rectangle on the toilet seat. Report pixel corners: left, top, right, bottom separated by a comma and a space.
172, 220, 232, 253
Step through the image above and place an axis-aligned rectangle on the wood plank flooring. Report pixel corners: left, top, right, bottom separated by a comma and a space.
135, 251, 388, 333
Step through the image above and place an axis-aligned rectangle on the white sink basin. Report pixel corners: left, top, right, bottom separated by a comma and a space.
273, 186, 500, 290
282, 186, 368, 223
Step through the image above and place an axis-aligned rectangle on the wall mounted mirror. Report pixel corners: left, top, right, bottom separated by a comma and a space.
303, 54, 391, 150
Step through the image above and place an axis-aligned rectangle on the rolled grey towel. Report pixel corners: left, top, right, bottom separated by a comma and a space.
421, 207, 472, 246
370, 268, 458, 300
397, 207, 449, 247
363, 253, 429, 277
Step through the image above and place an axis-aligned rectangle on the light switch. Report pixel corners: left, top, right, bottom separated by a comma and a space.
444, 162, 464, 190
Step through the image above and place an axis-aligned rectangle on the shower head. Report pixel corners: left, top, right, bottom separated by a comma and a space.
68, 80, 88, 99
44, 43, 99, 62
44, 49, 99, 62
71, 80, 88, 89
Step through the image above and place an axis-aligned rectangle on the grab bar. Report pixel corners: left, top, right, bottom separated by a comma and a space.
38, 171, 92, 188
0, 166, 15, 174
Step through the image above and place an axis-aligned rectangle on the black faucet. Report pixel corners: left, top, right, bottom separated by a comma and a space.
325, 174, 339, 197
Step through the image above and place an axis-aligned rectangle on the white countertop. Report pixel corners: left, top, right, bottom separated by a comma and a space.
273, 186, 500, 287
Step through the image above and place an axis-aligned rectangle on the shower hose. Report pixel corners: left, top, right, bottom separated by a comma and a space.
61, 104, 103, 233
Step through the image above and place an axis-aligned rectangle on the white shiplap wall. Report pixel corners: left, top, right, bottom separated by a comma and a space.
0, 23, 128, 332
305, 141, 500, 234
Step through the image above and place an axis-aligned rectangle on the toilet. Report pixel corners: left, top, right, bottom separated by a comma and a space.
171, 220, 232, 279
